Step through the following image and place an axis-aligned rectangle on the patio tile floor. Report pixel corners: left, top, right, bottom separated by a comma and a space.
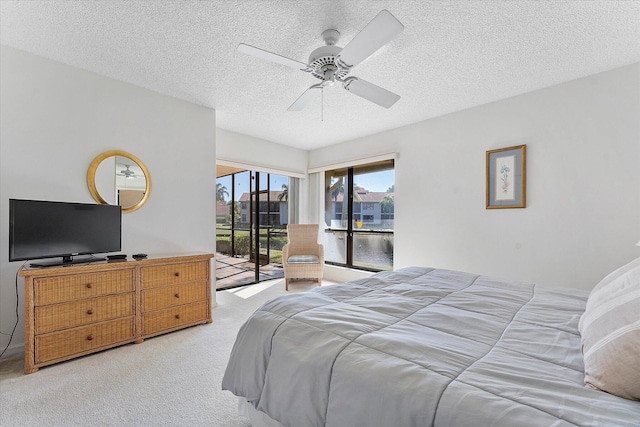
215, 253, 284, 290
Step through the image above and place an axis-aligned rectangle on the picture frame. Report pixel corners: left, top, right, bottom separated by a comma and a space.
486, 144, 526, 209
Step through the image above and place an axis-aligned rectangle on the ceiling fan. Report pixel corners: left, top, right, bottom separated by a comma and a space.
117, 165, 137, 179
237, 9, 404, 111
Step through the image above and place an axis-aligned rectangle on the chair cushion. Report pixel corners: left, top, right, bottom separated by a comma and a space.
288, 255, 320, 264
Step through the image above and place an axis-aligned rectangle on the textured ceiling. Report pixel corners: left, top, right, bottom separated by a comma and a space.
1, 1, 639, 150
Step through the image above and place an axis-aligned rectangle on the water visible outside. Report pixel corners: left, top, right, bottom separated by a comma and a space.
325, 231, 393, 271
353, 233, 394, 270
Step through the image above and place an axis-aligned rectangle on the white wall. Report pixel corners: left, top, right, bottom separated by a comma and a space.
216, 128, 310, 221
0, 46, 217, 355
310, 64, 640, 290
216, 128, 308, 176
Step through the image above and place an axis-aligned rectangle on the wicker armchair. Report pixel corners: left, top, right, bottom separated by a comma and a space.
282, 224, 324, 291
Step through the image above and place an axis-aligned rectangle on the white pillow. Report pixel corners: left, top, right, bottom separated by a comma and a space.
578, 257, 640, 400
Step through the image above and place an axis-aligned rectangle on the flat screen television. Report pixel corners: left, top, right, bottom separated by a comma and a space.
9, 199, 122, 267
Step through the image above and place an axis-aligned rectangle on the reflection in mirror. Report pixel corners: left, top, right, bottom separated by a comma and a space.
115, 156, 146, 207
88, 150, 151, 213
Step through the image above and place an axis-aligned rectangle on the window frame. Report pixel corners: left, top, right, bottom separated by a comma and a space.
324, 160, 394, 272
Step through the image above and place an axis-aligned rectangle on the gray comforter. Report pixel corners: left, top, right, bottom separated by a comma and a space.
222, 267, 640, 426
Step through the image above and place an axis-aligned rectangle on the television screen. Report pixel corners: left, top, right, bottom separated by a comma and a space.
9, 199, 122, 266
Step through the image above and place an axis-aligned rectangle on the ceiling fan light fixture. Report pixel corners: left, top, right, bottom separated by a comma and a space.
321, 65, 338, 86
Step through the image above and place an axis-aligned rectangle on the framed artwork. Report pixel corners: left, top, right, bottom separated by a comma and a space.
486, 144, 526, 209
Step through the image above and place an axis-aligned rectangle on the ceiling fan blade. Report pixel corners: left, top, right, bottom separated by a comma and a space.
287, 84, 323, 111
342, 77, 400, 108
237, 43, 309, 71
337, 10, 404, 69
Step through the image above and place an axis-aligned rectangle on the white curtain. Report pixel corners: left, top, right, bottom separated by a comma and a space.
307, 172, 324, 225
288, 177, 300, 225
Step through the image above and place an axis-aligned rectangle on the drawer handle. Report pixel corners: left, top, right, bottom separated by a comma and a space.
86, 283, 93, 289
174, 293, 180, 298
174, 272, 180, 277
86, 334, 94, 341
175, 314, 181, 320
87, 309, 94, 315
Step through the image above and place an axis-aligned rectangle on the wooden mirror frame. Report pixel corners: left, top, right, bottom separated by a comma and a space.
87, 150, 152, 213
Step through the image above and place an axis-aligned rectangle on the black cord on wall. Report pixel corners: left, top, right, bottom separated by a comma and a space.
0, 263, 23, 358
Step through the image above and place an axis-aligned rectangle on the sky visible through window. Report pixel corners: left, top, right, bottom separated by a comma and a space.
218, 169, 393, 203
355, 170, 394, 192
217, 172, 288, 202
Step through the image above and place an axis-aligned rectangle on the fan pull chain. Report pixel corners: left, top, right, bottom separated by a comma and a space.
321, 86, 324, 122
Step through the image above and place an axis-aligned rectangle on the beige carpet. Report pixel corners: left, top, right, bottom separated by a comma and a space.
0, 279, 328, 426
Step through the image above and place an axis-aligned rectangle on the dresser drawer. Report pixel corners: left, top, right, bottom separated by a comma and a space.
35, 294, 135, 334
35, 317, 135, 364
142, 300, 208, 336
142, 281, 207, 312
140, 261, 208, 288
35, 269, 134, 306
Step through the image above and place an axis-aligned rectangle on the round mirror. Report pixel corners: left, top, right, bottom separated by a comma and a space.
87, 150, 151, 213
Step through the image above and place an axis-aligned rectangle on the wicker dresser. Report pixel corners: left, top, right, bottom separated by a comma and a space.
140, 258, 211, 338
19, 253, 213, 374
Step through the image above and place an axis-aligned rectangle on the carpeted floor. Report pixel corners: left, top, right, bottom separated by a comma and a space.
0, 278, 328, 426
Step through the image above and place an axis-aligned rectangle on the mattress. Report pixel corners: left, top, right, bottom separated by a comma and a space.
222, 267, 640, 426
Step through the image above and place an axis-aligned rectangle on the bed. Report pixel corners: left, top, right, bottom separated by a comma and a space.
222, 266, 640, 426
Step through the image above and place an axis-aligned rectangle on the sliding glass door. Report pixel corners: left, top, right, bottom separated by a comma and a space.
216, 169, 289, 290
